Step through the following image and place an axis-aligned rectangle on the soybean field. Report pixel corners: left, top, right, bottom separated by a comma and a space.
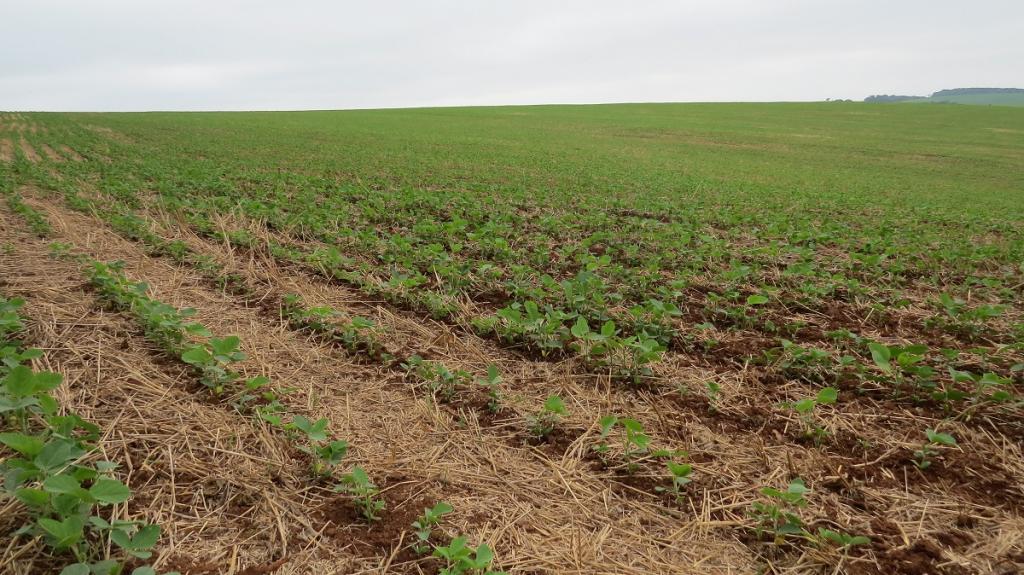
1, 102, 1023, 575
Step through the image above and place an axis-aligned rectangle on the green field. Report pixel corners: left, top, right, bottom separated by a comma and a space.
1, 103, 1023, 574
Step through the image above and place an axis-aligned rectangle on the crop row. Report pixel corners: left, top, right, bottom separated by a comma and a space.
0, 166, 512, 572
17, 130, 1023, 372
9, 179, 716, 509
0, 295, 174, 575
16, 156, 1024, 438
79, 258, 507, 574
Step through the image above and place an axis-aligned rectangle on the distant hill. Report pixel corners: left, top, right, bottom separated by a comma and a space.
932, 87, 1024, 97
864, 88, 1024, 107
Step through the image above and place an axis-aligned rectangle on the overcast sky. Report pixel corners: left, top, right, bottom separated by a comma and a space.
2, 0, 1022, 111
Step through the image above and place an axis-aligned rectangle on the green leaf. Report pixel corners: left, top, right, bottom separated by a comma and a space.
131, 524, 161, 549
14, 487, 49, 507
245, 375, 270, 390
184, 323, 212, 337
598, 415, 618, 436
43, 474, 86, 497
95, 460, 120, 473
37, 393, 59, 415
292, 415, 329, 442
818, 527, 870, 547
38, 516, 84, 549
621, 418, 644, 433
210, 336, 241, 356
816, 387, 838, 405
792, 398, 815, 414
746, 294, 769, 306
787, 479, 808, 494
948, 368, 975, 383
431, 501, 454, 516
926, 429, 956, 446
0, 432, 45, 456
89, 516, 112, 529
473, 543, 495, 568
570, 317, 589, 338
34, 439, 83, 472
110, 528, 132, 550
543, 395, 567, 415
59, 564, 91, 575
34, 371, 64, 391
600, 320, 616, 337
131, 568, 157, 575
90, 478, 132, 504
3, 365, 35, 397
666, 462, 692, 478
180, 347, 211, 365
630, 432, 651, 450
92, 560, 122, 575
868, 343, 892, 371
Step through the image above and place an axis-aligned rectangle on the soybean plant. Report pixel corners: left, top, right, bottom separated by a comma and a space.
750, 478, 809, 544
337, 466, 385, 522
786, 387, 838, 444
526, 395, 567, 439
290, 415, 349, 478
594, 416, 653, 473
816, 528, 870, 549
477, 365, 502, 413
655, 461, 693, 502
432, 536, 507, 575
180, 336, 246, 395
913, 429, 956, 470
411, 501, 454, 554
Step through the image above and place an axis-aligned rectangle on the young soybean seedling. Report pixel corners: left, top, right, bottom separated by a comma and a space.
913, 429, 956, 470
593, 415, 619, 460
816, 528, 871, 549
592, 416, 652, 473
477, 365, 502, 413
232, 375, 273, 412
750, 478, 810, 544
789, 387, 838, 445
411, 501, 454, 554
621, 418, 652, 472
180, 336, 246, 395
432, 535, 507, 575
705, 381, 722, 412
527, 395, 567, 439
655, 461, 693, 502
337, 466, 385, 522
291, 415, 348, 477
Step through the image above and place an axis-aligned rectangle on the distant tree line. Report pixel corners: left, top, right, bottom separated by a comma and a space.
863, 94, 923, 102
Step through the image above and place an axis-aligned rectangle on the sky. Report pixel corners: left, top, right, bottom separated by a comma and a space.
2, 0, 1022, 111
